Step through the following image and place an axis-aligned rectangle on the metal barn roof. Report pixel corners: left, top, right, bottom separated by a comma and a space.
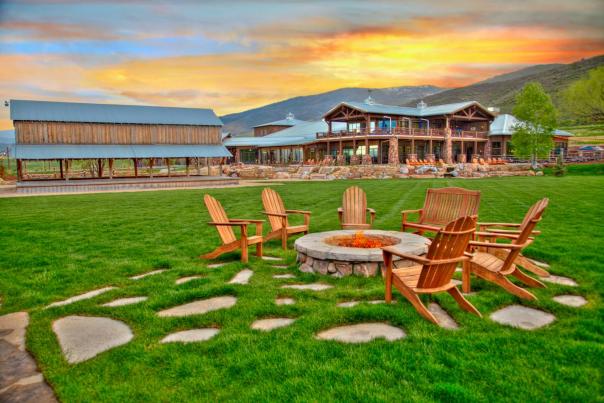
10, 100, 223, 126
489, 114, 573, 137
225, 120, 345, 148
14, 144, 231, 160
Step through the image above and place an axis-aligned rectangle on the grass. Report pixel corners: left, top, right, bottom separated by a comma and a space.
1, 172, 603, 402
561, 122, 604, 146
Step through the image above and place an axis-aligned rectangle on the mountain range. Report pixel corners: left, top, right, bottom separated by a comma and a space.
222, 55, 604, 135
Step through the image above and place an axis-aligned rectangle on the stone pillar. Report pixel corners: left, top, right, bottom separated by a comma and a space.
485, 140, 492, 158
425, 154, 435, 163
444, 128, 453, 164
362, 154, 372, 165
336, 153, 345, 166
388, 136, 399, 165
235, 148, 241, 163
350, 154, 360, 165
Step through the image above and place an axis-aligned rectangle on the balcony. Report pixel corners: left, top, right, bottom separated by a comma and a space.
451, 130, 489, 139
316, 127, 447, 139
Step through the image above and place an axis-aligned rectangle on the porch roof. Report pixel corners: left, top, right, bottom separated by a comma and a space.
325, 100, 492, 118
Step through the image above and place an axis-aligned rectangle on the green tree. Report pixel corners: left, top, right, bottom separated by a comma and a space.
511, 82, 557, 168
562, 66, 604, 123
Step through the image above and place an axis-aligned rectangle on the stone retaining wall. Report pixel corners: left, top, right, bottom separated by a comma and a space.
223, 163, 539, 180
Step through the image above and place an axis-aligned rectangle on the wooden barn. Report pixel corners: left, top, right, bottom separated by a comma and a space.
11, 99, 235, 192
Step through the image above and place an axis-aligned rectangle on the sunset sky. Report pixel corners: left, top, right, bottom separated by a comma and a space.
1, 0, 603, 129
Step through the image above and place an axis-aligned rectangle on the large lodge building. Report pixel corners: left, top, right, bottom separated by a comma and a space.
225, 98, 571, 165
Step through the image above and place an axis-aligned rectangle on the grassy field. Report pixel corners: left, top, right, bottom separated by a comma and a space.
1, 171, 603, 402
561, 123, 604, 146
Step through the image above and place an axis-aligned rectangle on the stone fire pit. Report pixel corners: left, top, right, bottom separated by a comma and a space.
294, 230, 429, 277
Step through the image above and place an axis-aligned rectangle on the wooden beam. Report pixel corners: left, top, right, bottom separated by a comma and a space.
133, 158, 138, 177
108, 159, 114, 179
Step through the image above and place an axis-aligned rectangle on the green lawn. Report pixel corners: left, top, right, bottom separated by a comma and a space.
1, 172, 603, 402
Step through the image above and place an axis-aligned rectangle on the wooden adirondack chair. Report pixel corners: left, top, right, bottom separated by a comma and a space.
261, 188, 311, 250
462, 198, 549, 300
401, 187, 481, 234
201, 194, 263, 263
338, 186, 375, 229
477, 198, 550, 277
382, 216, 481, 325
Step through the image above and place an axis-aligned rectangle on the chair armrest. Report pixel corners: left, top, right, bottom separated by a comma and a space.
337, 207, 343, 212
209, 221, 248, 227
285, 209, 311, 215
261, 211, 287, 218
478, 222, 522, 228
230, 218, 265, 223
475, 231, 525, 240
483, 228, 541, 235
401, 209, 423, 216
382, 247, 468, 265
469, 240, 526, 250
367, 208, 376, 224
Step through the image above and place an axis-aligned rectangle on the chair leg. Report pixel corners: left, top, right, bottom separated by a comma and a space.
393, 278, 439, 325
511, 268, 546, 288
462, 261, 471, 293
256, 241, 263, 257
281, 229, 287, 250
448, 287, 482, 317
493, 274, 537, 300
241, 241, 248, 264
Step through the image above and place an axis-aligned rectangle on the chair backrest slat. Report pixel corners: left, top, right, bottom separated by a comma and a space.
416, 216, 476, 289
262, 188, 288, 231
342, 186, 367, 226
501, 198, 549, 270
421, 187, 481, 225
204, 194, 237, 244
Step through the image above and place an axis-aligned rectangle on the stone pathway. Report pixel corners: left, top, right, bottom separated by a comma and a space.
102, 296, 147, 307
316, 323, 406, 343
275, 298, 295, 305
337, 300, 393, 308
207, 263, 228, 269
46, 286, 116, 309
539, 275, 578, 287
161, 328, 219, 344
281, 283, 333, 291
553, 295, 587, 307
273, 274, 295, 279
528, 259, 550, 269
53, 316, 133, 364
428, 303, 459, 330
175, 275, 203, 285
158, 296, 237, 317
0, 312, 56, 402
130, 269, 165, 280
228, 269, 253, 285
251, 318, 295, 331
490, 305, 555, 330
262, 256, 282, 261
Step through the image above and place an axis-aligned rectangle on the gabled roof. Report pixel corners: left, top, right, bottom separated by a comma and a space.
10, 100, 223, 126
324, 100, 492, 118
253, 116, 308, 128
489, 114, 573, 137
225, 120, 345, 148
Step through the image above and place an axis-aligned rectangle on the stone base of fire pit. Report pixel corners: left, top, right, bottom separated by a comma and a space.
294, 230, 429, 277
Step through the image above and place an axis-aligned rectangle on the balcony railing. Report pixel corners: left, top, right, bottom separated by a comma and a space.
316, 128, 488, 140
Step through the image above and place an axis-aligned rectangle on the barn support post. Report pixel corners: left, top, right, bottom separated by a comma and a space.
185, 157, 190, 176
97, 159, 103, 178
59, 159, 64, 179
16, 159, 22, 181
148, 158, 154, 178
133, 159, 138, 177
166, 158, 171, 177
196, 157, 201, 175
65, 160, 69, 181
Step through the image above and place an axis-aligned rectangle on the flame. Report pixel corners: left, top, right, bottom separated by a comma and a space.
339, 231, 386, 248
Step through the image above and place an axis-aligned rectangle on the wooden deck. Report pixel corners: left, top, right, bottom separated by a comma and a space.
16, 176, 238, 194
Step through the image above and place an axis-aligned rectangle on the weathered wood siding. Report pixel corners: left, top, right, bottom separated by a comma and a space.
15, 121, 222, 145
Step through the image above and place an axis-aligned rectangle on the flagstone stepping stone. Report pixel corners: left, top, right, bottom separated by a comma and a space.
529, 259, 550, 268
273, 274, 295, 279
539, 275, 578, 287
251, 318, 295, 331
275, 298, 295, 305
130, 269, 165, 280
337, 300, 394, 308
46, 287, 116, 309
553, 295, 587, 307
207, 263, 228, 269
0, 312, 57, 402
102, 296, 147, 307
53, 316, 133, 364
428, 303, 459, 330
161, 328, 219, 344
316, 323, 406, 343
272, 265, 289, 269
0, 312, 28, 351
281, 283, 333, 291
228, 269, 253, 284
262, 256, 283, 261
157, 296, 237, 317
490, 305, 555, 330
176, 275, 203, 285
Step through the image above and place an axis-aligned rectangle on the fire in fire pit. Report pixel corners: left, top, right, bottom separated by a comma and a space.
325, 231, 399, 249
